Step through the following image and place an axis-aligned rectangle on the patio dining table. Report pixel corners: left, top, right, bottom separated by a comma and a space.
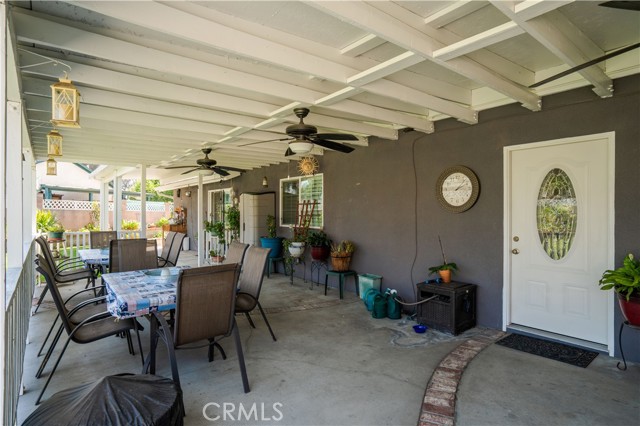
77, 248, 110, 268
101, 267, 187, 319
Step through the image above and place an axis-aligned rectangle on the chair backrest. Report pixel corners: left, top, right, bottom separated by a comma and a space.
35, 254, 74, 333
109, 239, 158, 272
173, 264, 240, 347
237, 247, 271, 300
89, 231, 117, 249
35, 235, 59, 272
164, 232, 186, 267
223, 242, 249, 266
159, 231, 177, 261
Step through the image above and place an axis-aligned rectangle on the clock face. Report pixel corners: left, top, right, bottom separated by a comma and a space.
436, 166, 480, 213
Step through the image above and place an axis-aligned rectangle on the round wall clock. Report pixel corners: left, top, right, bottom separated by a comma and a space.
436, 165, 480, 213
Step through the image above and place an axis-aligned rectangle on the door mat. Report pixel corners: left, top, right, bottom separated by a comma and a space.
495, 333, 599, 368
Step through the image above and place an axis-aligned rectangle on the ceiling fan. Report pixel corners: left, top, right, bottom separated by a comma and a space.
245, 108, 358, 156
164, 148, 245, 177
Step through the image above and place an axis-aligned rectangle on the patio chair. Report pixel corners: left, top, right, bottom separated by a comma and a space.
160, 232, 186, 267
23, 311, 183, 425
33, 236, 96, 314
160, 264, 250, 393
34, 259, 144, 405
223, 241, 249, 266
235, 246, 277, 341
157, 231, 177, 267
109, 239, 159, 273
89, 230, 117, 249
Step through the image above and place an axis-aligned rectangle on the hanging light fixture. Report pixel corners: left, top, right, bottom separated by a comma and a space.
47, 129, 63, 156
288, 139, 314, 154
262, 176, 268, 187
51, 73, 81, 128
46, 157, 58, 175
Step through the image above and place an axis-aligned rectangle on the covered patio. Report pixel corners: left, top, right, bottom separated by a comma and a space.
2, 1, 640, 425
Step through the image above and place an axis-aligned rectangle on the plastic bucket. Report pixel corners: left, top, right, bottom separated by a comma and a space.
358, 274, 382, 300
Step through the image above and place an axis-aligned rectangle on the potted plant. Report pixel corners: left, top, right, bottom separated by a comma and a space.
286, 234, 307, 258
209, 249, 225, 264
47, 222, 66, 239
260, 214, 283, 258
36, 209, 57, 235
330, 240, 355, 271
428, 236, 457, 283
307, 230, 331, 261
226, 206, 240, 242
599, 253, 640, 326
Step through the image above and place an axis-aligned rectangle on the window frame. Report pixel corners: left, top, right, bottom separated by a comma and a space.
279, 173, 324, 229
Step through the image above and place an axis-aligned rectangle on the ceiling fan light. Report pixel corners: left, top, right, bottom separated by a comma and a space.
198, 169, 215, 176
289, 141, 313, 154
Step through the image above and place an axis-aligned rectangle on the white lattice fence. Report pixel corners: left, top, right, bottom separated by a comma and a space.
43, 199, 172, 212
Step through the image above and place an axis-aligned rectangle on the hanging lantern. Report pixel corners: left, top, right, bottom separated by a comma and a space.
46, 157, 58, 176
51, 76, 80, 128
47, 129, 63, 156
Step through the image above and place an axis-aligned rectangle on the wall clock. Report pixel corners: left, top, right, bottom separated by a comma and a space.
436, 165, 480, 213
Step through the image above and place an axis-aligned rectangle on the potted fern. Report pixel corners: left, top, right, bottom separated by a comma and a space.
260, 214, 283, 258
599, 253, 640, 326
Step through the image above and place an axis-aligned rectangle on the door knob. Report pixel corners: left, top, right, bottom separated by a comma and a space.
512, 248, 520, 255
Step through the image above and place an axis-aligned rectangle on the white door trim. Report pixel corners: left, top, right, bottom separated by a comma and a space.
502, 132, 616, 355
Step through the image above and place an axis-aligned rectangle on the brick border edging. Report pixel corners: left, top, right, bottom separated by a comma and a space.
418, 330, 506, 426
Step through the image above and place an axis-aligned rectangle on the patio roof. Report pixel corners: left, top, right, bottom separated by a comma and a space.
9, 1, 640, 187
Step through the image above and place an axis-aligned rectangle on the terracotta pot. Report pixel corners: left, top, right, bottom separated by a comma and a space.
311, 245, 330, 261
438, 270, 452, 283
618, 292, 640, 326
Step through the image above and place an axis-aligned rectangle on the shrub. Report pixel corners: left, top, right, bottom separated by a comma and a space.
155, 217, 170, 227
121, 219, 140, 230
36, 210, 57, 233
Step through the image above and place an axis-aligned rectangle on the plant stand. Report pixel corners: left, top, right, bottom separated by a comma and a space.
311, 260, 328, 288
325, 270, 358, 299
284, 257, 307, 288
616, 320, 640, 371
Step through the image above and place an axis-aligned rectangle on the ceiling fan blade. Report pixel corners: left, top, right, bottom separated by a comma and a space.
239, 137, 292, 147
164, 165, 199, 169
599, 1, 640, 11
180, 168, 201, 175
212, 167, 230, 177
314, 133, 358, 141
217, 165, 246, 173
312, 138, 354, 153
285, 147, 295, 157
529, 42, 640, 88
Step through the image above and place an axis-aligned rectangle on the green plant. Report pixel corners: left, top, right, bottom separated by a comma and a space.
227, 206, 240, 240
428, 236, 458, 275
209, 249, 222, 258
307, 230, 331, 247
330, 240, 355, 256
121, 219, 140, 230
36, 210, 57, 233
48, 223, 66, 233
211, 221, 226, 246
599, 253, 640, 301
79, 222, 99, 232
266, 214, 277, 238
156, 217, 170, 227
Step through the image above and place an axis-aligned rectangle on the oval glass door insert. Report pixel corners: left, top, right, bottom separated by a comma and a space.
536, 168, 577, 260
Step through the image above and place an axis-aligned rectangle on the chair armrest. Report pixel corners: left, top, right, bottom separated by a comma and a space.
67, 296, 109, 318
64, 286, 107, 305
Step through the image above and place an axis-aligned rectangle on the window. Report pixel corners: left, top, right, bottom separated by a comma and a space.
280, 174, 323, 228
207, 188, 232, 223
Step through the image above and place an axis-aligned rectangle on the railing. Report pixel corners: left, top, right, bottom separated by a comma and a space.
63, 231, 143, 252
4, 241, 36, 426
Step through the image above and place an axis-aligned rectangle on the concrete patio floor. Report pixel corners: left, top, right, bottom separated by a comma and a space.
18, 251, 639, 425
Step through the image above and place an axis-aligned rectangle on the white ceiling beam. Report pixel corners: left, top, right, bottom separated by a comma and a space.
424, 1, 489, 28
60, 3, 468, 125
340, 34, 386, 57
514, 0, 576, 22
491, 2, 612, 97
307, 0, 540, 112
434, 22, 524, 61
347, 51, 424, 86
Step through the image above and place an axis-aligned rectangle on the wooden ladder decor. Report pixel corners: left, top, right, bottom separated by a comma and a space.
293, 200, 316, 241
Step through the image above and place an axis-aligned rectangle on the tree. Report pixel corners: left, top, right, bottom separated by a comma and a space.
129, 179, 173, 202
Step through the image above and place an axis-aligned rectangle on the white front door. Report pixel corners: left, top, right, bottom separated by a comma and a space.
506, 133, 614, 345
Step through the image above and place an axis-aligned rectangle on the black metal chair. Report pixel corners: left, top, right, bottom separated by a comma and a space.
34, 258, 144, 405
223, 241, 249, 266
160, 232, 186, 267
158, 231, 177, 267
109, 238, 159, 273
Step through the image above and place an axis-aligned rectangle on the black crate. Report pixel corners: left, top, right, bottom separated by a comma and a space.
416, 281, 477, 335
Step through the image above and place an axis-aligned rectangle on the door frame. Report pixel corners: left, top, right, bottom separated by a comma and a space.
502, 132, 616, 355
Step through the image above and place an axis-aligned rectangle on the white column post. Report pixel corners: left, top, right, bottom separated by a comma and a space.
114, 174, 123, 234
1, 3, 8, 421
198, 174, 204, 266
140, 165, 147, 238
99, 180, 109, 231
6, 100, 23, 267
22, 146, 36, 254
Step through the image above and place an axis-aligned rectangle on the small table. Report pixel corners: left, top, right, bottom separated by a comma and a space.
617, 320, 640, 371
267, 257, 284, 278
78, 248, 110, 272
47, 238, 67, 259
311, 260, 328, 287
325, 270, 358, 299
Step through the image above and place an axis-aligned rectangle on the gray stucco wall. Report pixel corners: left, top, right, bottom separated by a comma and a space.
177, 75, 640, 361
